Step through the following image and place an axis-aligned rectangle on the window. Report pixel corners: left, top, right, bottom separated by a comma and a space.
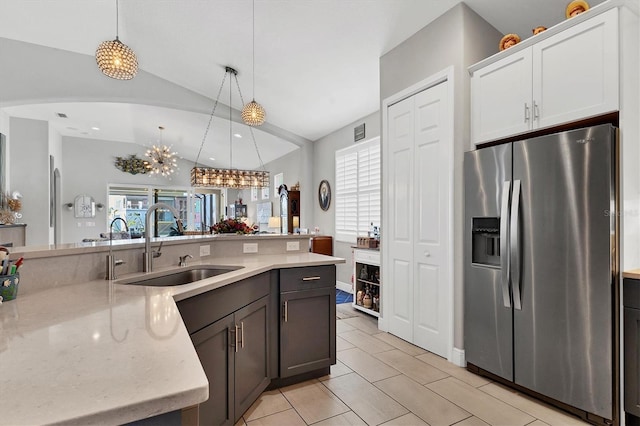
107, 185, 221, 236
335, 137, 380, 243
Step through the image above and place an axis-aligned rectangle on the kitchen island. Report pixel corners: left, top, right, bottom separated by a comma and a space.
0, 251, 344, 425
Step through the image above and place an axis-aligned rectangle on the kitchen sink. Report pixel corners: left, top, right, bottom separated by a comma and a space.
119, 265, 244, 286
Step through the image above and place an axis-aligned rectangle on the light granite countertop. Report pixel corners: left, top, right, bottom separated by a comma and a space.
0, 252, 344, 425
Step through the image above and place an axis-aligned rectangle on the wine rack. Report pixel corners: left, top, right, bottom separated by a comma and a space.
353, 248, 380, 317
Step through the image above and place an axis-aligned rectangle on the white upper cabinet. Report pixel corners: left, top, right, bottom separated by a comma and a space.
471, 7, 619, 145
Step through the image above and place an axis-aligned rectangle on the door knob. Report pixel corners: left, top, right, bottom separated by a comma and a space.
424, 251, 430, 257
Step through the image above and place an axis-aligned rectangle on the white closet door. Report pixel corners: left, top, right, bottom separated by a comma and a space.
387, 95, 415, 342
385, 80, 451, 358
412, 82, 450, 357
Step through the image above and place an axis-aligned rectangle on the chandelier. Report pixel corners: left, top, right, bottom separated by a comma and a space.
191, 66, 269, 189
241, 0, 266, 126
146, 126, 178, 177
95, 0, 138, 80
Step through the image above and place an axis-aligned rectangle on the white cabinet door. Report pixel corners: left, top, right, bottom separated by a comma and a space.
533, 8, 618, 129
471, 49, 532, 144
385, 80, 452, 358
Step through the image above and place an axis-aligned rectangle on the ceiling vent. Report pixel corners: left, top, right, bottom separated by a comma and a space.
354, 123, 365, 142
56, 112, 68, 118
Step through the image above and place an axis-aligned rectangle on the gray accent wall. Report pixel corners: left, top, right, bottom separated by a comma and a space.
9, 117, 50, 245
60, 135, 193, 243
312, 111, 381, 287
380, 3, 501, 350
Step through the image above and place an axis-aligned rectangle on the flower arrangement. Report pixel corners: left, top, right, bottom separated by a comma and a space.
211, 218, 253, 234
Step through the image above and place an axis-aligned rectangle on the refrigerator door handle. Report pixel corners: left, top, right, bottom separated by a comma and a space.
510, 180, 522, 310
500, 181, 511, 308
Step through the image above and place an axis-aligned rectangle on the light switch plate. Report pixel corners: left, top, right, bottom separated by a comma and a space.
286, 241, 300, 251
199, 245, 210, 257
243, 243, 258, 253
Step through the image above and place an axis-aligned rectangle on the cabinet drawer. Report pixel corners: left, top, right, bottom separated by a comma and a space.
354, 249, 380, 265
280, 265, 335, 292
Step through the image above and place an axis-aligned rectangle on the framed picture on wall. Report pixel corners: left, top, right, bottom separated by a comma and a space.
251, 187, 258, 201
262, 187, 269, 199
274, 173, 283, 198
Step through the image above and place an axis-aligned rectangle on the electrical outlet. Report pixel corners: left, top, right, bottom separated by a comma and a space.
243, 243, 258, 253
199, 245, 210, 257
286, 241, 300, 251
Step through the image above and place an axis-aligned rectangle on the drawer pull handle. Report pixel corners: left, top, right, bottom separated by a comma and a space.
283, 301, 289, 322
240, 321, 245, 349
302, 276, 321, 281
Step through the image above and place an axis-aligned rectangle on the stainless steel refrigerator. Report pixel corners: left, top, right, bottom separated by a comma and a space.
464, 124, 618, 422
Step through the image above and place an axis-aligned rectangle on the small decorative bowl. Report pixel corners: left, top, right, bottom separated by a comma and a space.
0, 273, 20, 302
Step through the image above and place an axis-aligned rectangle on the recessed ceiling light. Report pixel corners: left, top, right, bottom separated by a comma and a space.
233, 133, 242, 138
209, 157, 216, 161
91, 127, 100, 131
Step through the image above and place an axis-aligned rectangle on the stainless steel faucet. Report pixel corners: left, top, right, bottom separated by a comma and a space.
106, 217, 129, 280
179, 254, 193, 267
143, 202, 184, 272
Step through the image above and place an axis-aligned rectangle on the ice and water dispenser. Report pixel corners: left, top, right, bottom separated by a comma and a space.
471, 217, 500, 267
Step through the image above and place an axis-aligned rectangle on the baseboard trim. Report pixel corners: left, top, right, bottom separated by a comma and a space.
336, 280, 352, 293
452, 347, 466, 367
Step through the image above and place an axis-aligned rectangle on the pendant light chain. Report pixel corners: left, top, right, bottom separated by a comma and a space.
193, 71, 228, 167
252, 0, 256, 100
116, 0, 119, 39
229, 70, 233, 171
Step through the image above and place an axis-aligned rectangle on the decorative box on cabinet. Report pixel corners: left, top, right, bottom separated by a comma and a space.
353, 248, 380, 317
310, 235, 333, 256
470, 7, 618, 144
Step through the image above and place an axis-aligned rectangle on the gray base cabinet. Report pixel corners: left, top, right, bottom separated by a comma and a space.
178, 273, 272, 425
177, 266, 336, 425
625, 277, 640, 420
191, 296, 270, 425
280, 265, 336, 378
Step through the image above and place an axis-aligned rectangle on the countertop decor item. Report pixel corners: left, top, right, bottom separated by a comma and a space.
191, 67, 269, 189
115, 154, 149, 175
95, 0, 138, 80
0, 273, 19, 302
566, 0, 589, 18
318, 180, 331, 211
241, 0, 266, 126
499, 33, 521, 51
0, 191, 22, 224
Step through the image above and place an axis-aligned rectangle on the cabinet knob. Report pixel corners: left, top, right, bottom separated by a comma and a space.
424, 251, 431, 257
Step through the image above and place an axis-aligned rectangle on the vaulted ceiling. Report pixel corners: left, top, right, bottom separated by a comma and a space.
0, 0, 605, 169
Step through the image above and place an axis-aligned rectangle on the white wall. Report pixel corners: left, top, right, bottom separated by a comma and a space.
380, 3, 501, 350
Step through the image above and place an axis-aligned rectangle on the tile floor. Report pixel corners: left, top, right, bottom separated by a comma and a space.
236, 304, 588, 426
